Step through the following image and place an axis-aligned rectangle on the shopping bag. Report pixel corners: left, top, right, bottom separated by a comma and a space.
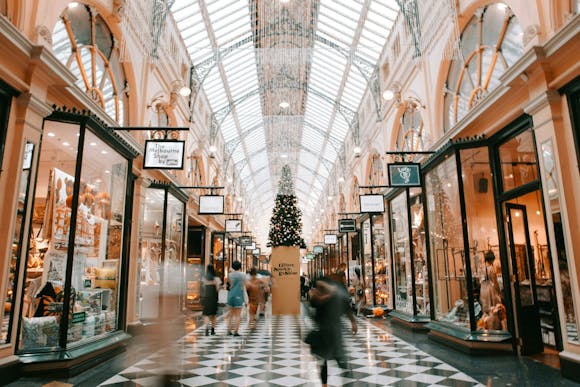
218, 289, 228, 306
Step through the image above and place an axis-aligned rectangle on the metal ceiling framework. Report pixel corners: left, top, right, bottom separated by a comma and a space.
169, 0, 405, 244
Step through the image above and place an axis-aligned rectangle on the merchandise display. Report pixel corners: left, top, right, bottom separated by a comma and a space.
17, 120, 129, 351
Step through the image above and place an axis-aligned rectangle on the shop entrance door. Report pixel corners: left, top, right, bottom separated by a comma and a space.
505, 203, 543, 355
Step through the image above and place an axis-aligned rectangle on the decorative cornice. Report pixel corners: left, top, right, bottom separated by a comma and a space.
543, 13, 580, 57
499, 46, 545, 86
16, 93, 53, 117
523, 90, 561, 116
0, 14, 32, 56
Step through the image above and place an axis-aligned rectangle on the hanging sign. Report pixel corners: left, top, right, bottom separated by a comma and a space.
239, 236, 252, 246
245, 242, 256, 250
199, 195, 224, 214
252, 248, 261, 256
338, 219, 356, 233
388, 163, 421, 187
359, 194, 385, 213
143, 140, 185, 169
324, 234, 337, 245
306, 253, 315, 260
225, 219, 242, 233
313, 245, 324, 254
23, 143, 34, 170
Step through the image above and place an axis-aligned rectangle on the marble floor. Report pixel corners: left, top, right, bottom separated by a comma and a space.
6, 306, 580, 387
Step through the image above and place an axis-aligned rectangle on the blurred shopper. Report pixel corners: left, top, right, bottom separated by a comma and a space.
307, 276, 357, 387
246, 267, 266, 331
226, 261, 245, 336
201, 264, 221, 336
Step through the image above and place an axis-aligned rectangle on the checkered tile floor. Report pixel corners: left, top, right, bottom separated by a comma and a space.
99, 309, 485, 386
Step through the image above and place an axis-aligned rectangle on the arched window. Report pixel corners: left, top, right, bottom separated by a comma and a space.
444, 3, 523, 130
396, 100, 425, 152
52, 5, 127, 124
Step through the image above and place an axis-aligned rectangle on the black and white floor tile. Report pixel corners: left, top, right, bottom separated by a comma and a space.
99, 310, 485, 386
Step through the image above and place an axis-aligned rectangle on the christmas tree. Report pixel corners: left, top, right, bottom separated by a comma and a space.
268, 165, 306, 247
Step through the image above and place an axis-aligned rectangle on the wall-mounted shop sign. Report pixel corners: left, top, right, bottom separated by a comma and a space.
324, 234, 337, 244
388, 163, 421, 187
239, 236, 252, 246
225, 219, 242, 233
23, 143, 34, 170
245, 242, 256, 250
338, 219, 356, 233
199, 195, 224, 214
143, 140, 185, 169
252, 248, 261, 256
359, 194, 385, 213
313, 245, 324, 254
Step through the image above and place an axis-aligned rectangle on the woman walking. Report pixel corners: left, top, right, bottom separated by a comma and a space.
226, 261, 246, 336
352, 267, 365, 316
201, 264, 221, 336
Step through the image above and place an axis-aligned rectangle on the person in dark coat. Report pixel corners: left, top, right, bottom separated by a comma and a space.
201, 264, 221, 336
307, 274, 357, 387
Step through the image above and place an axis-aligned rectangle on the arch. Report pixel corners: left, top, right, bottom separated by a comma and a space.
442, 2, 524, 131
393, 97, 428, 154
52, 4, 128, 124
365, 151, 384, 186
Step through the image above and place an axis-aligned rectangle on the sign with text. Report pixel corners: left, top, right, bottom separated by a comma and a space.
388, 163, 421, 187
239, 236, 252, 246
313, 245, 324, 254
199, 195, 224, 214
338, 219, 356, 233
359, 194, 385, 213
245, 242, 256, 250
324, 234, 337, 245
144, 140, 185, 169
306, 253, 315, 260
225, 219, 242, 233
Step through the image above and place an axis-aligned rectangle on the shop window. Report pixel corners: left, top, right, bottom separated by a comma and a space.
425, 156, 469, 327
136, 187, 185, 321
392, 192, 412, 314
540, 140, 578, 344
372, 214, 387, 306
2, 143, 34, 344
499, 129, 538, 192
211, 233, 225, 282
396, 101, 426, 152
52, 5, 126, 124
461, 147, 507, 331
444, 3, 523, 130
19, 118, 130, 351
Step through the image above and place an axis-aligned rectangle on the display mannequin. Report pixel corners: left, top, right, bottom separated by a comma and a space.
479, 250, 501, 312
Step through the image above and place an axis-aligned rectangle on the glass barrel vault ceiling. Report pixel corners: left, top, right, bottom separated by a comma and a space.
171, 0, 399, 243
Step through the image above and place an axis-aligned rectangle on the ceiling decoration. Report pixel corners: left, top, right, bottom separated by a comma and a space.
171, 0, 400, 245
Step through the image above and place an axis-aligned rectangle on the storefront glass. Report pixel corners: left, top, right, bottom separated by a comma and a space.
425, 156, 469, 328
137, 188, 185, 320
19, 118, 130, 350
66, 130, 127, 345
212, 233, 225, 282
19, 121, 80, 350
361, 218, 373, 306
137, 189, 164, 320
3, 143, 34, 344
460, 147, 506, 331
541, 140, 579, 344
410, 187, 429, 316
373, 214, 388, 306
391, 192, 412, 314
499, 130, 538, 191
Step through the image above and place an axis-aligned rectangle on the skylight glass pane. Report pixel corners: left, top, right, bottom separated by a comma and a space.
231, 146, 245, 164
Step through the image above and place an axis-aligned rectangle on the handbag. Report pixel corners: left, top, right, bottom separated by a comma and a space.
218, 289, 228, 305
304, 330, 326, 357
